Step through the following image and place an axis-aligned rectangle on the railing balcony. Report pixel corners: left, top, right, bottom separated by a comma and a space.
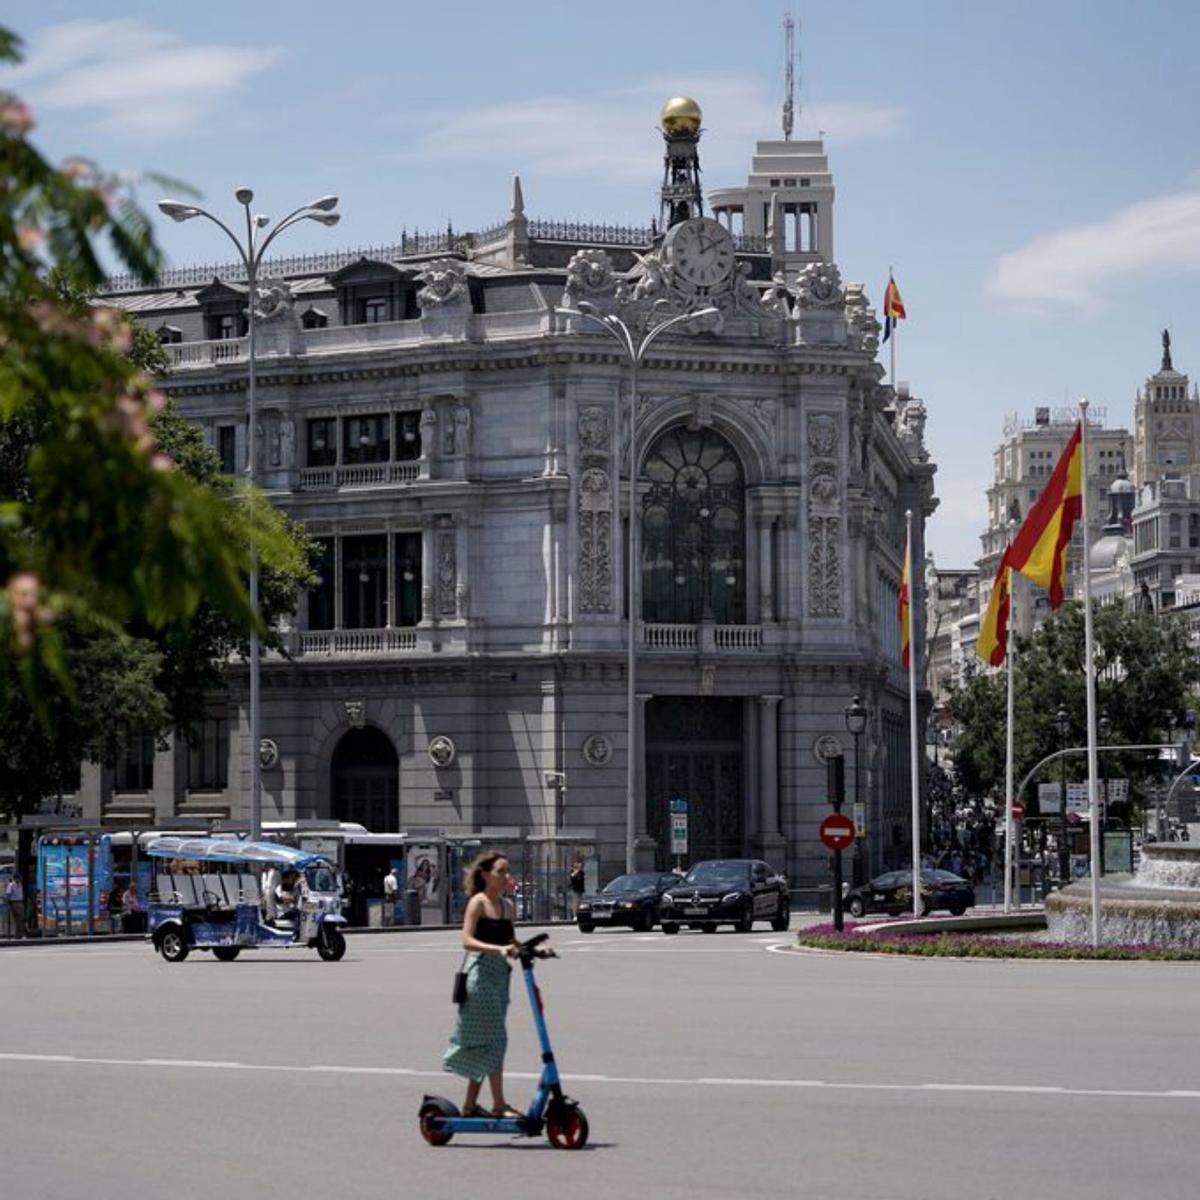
641, 623, 762, 652
296, 628, 418, 657
298, 461, 421, 490
167, 338, 247, 367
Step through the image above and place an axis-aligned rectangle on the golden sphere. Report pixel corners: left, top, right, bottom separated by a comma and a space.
660, 96, 702, 136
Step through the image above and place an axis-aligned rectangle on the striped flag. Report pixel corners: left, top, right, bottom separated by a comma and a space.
882, 274, 906, 343
975, 554, 1012, 667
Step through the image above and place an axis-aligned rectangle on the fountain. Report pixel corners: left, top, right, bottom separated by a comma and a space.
1044, 843, 1200, 947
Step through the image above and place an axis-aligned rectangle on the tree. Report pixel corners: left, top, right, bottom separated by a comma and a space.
948, 600, 1200, 819
0, 26, 297, 697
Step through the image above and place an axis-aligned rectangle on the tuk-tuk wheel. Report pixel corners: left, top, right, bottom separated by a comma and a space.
159, 929, 189, 963
212, 947, 241, 962
316, 926, 346, 962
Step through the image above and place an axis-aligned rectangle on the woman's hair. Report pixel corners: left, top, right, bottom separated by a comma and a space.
463, 850, 509, 896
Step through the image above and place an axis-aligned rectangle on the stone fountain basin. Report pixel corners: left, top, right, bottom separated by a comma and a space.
1045, 873, 1200, 949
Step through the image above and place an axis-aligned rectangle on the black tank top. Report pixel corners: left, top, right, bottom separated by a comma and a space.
475, 914, 514, 946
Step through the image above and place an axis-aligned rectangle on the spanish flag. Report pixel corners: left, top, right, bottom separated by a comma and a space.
882, 274, 906, 343
1008, 421, 1083, 607
899, 529, 912, 670
975, 553, 1012, 667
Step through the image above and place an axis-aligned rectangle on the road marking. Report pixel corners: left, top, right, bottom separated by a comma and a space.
0, 1052, 1194, 1102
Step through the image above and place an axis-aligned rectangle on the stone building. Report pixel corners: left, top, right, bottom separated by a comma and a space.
1133, 331, 1199, 488
81, 99, 937, 886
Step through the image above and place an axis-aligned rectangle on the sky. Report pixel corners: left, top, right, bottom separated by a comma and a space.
5, 0, 1200, 568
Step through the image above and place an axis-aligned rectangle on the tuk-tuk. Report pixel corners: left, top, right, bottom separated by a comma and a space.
144, 836, 347, 962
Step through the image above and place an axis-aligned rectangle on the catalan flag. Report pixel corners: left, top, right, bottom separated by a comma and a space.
899, 527, 912, 670
975, 553, 1012, 667
1008, 422, 1083, 607
882, 274, 906, 343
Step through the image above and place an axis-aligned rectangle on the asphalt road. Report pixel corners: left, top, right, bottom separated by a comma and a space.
1, 921, 1198, 1200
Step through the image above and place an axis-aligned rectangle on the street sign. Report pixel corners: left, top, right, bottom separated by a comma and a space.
1011, 801, 1025, 820
669, 797, 688, 815
820, 813, 856, 852
670, 813, 688, 855
852, 801, 866, 836
1038, 782, 1062, 813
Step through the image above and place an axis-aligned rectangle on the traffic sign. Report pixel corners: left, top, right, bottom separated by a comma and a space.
820, 813, 856, 852
670, 813, 688, 854
1011, 801, 1025, 820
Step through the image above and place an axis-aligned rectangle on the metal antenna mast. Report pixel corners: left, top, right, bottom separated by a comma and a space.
783, 11, 798, 140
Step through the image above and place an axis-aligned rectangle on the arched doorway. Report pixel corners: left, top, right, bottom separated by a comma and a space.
641, 425, 746, 624
330, 727, 399, 832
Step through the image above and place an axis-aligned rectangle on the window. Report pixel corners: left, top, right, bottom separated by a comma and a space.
115, 731, 155, 791
640, 426, 746, 624
300, 306, 328, 330
307, 539, 335, 631
157, 325, 182, 345
217, 425, 237, 475
342, 535, 388, 628
187, 717, 228, 790
343, 415, 390, 464
395, 411, 421, 461
1169, 513, 1182, 549
217, 314, 240, 340
394, 532, 422, 626
362, 297, 390, 324
1190, 514, 1200, 549
307, 418, 337, 467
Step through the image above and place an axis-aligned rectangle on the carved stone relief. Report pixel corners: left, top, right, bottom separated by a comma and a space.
806, 412, 842, 617
416, 258, 468, 309
576, 404, 614, 614
808, 516, 842, 617
436, 529, 457, 617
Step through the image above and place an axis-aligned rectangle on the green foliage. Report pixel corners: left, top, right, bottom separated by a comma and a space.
948, 601, 1200, 812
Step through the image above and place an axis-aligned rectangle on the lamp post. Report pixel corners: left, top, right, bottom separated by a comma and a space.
1097, 716, 1111, 876
844, 695, 869, 885
555, 301, 719, 872
1055, 707, 1071, 886
158, 189, 340, 842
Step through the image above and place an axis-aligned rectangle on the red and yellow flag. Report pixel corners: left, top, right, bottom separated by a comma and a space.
975, 553, 1012, 667
899, 529, 912, 670
1008, 422, 1083, 607
882, 274, 906, 343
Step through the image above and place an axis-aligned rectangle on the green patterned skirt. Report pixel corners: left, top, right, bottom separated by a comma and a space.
443, 952, 511, 1082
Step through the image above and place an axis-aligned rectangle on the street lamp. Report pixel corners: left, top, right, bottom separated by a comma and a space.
158, 188, 341, 842
844, 695, 869, 885
1098, 716, 1111, 877
555, 300, 719, 872
1055, 707, 1071, 886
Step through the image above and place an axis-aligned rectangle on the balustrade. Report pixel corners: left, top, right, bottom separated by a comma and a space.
641, 623, 762, 651
297, 628, 417, 657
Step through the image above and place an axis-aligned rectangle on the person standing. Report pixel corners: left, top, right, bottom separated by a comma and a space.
5, 873, 24, 939
443, 851, 523, 1118
567, 859, 586, 918
382, 867, 398, 926
121, 881, 143, 934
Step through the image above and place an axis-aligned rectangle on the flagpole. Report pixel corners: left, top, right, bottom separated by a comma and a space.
1079, 399, 1102, 946
889, 266, 896, 391
905, 512, 922, 917
1004, 557, 1016, 915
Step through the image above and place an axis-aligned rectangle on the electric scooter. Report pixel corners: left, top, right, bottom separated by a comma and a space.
419, 932, 589, 1149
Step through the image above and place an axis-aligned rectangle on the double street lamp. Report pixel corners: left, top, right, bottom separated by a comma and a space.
844, 695, 869, 885
556, 301, 718, 872
158, 189, 341, 842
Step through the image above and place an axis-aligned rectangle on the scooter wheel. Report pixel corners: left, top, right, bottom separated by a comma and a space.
418, 1102, 454, 1146
546, 1103, 589, 1150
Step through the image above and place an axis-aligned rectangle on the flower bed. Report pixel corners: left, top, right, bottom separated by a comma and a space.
796, 923, 1200, 961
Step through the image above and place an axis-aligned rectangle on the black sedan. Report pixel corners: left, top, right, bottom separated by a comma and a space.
659, 859, 790, 934
575, 872, 680, 933
844, 868, 975, 919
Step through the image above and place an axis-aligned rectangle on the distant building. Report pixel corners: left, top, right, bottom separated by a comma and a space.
1130, 473, 1200, 610
1133, 330, 1199, 488
925, 562, 978, 706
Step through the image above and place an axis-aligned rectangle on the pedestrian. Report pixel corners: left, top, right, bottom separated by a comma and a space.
567, 858, 586, 917
121, 881, 143, 933
383, 866, 398, 926
5, 873, 24, 939
442, 850, 522, 1118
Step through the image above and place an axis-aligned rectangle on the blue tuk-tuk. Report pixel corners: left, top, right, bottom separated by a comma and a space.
144, 836, 347, 962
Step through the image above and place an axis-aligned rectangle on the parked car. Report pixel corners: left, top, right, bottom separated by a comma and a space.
575, 872, 680, 933
844, 868, 975, 919
660, 859, 790, 934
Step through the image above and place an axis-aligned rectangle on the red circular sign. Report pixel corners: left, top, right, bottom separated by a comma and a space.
820, 813, 856, 851
1011, 802, 1025, 820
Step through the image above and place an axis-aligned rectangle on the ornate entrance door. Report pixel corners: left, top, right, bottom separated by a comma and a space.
645, 697, 743, 869
330, 727, 399, 832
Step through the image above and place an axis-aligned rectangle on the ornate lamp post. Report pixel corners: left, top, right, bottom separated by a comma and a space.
844, 695, 869, 885
1055, 707, 1071, 886
556, 301, 718, 871
158, 189, 340, 841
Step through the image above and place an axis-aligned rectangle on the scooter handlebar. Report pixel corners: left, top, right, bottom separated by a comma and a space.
517, 932, 555, 963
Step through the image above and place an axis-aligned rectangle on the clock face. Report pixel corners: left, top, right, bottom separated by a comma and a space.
666, 218, 735, 288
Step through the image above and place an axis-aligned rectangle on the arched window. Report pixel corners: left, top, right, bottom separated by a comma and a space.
641, 426, 746, 623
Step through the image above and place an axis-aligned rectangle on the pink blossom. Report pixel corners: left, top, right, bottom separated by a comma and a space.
150, 453, 175, 473
0, 95, 34, 135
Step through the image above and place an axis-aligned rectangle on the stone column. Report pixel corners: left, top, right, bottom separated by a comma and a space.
757, 516, 774, 624
333, 537, 344, 630
454, 516, 468, 620
386, 531, 396, 628
752, 694, 787, 871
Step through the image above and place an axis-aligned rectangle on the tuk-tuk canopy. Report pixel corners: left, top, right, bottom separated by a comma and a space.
144, 836, 329, 870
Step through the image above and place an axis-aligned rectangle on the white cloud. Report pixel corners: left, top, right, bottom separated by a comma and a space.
989, 189, 1200, 312
9, 19, 282, 135
396, 73, 905, 182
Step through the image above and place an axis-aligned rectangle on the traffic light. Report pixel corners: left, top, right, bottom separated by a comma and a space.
827, 753, 845, 812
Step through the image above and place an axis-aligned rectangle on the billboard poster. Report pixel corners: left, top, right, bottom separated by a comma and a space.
37, 837, 112, 932
407, 843, 441, 917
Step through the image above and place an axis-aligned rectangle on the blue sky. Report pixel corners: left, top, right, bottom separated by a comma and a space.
5, 1, 1199, 567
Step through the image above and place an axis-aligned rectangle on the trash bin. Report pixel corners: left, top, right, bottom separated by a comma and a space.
405, 889, 422, 926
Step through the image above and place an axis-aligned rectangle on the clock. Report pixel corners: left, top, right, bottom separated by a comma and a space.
664, 217, 735, 289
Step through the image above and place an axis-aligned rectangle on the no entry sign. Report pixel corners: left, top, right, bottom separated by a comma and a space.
820, 813, 856, 852
1011, 801, 1025, 820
